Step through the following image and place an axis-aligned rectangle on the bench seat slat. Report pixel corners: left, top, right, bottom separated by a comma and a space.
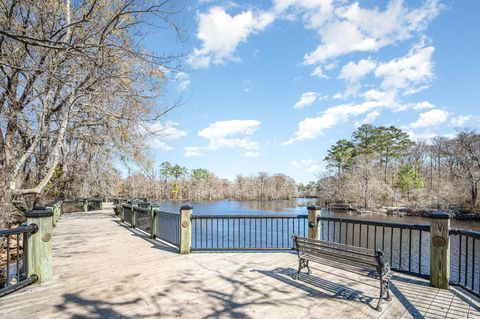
296, 240, 379, 261
298, 245, 380, 267
296, 237, 377, 256
296, 242, 379, 265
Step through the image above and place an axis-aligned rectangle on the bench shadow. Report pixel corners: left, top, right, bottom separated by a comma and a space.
255, 267, 378, 309
113, 220, 178, 254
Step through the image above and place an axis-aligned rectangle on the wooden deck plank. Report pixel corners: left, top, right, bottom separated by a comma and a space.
0, 203, 479, 319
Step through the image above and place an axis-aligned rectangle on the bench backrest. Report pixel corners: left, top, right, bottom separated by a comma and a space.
293, 235, 385, 268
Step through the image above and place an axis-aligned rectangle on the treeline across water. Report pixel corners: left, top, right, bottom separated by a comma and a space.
303, 125, 480, 213
118, 164, 298, 201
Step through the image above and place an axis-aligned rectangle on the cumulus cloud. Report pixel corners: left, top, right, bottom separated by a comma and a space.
290, 159, 321, 174
284, 101, 382, 144
188, 7, 275, 68
340, 59, 377, 83
184, 146, 203, 157
302, 0, 441, 64
311, 65, 329, 79
198, 119, 261, 150
410, 109, 448, 128
294, 92, 320, 109
375, 43, 435, 94
451, 115, 471, 127
144, 122, 187, 152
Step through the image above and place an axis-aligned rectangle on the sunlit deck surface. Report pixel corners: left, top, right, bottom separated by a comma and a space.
1, 204, 480, 319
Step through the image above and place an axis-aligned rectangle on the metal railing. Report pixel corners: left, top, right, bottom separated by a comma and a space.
317, 217, 430, 278
155, 211, 180, 246
134, 207, 151, 234
123, 204, 133, 225
191, 215, 308, 251
449, 228, 480, 296
0, 224, 38, 297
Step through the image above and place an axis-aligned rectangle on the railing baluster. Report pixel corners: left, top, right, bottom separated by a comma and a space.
333, 221, 336, 243
459, 235, 462, 283
374, 225, 377, 249
359, 224, 362, 247
399, 228, 403, 269
419, 230, 422, 274
16, 234, 20, 283
408, 229, 412, 273
366, 225, 369, 248
390, 227, 393, 266
382, 226, 385, 252
465, 236, 469, 287
6, 236, 10, 287
345, 222, 349, 245
340, 222, 343, 244
473, 238, 476, 292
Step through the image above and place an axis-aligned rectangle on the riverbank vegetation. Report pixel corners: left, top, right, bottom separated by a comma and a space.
308, 125, 480, 214
0, 0, 182, 227
118, 164, 298, 201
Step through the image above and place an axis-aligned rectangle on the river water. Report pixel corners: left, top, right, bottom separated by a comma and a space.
156, 198, 480, 231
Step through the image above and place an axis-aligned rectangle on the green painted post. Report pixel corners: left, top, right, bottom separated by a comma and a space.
25, 207, 53, 285
307, 206, 321, 240
179, 205, 192, 254
150, 206, 158, 239
46, 205, 55, 227
430, 212, 450, 289
132, 205, 137, 228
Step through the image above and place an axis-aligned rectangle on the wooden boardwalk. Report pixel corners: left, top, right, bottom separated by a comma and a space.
1, 204, 479, 319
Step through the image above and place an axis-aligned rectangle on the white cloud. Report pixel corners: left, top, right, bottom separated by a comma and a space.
290, 159, 321, 174
147, 121, 187, 140
149, 140, 174, 152
188, 7, 275, 68
198, 119, 261, 150
303, 0, 441, 64
410, 109, 448, 128
284, 101, 382, 144
311, 66, 329, 79
244, 151, 260, 157
413, 101, 435, 110
144, 122, 187, 152
184, 146, 203, 157
175, 72, 190, 91
451, 115, 471, 127
340, 59, 376, 83
375, 44, 435, 93
294, 92, 320, 109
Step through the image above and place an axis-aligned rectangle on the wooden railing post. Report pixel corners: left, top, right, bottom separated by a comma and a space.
150, 205, 158, 239
430, 212, 450, 289
120, 204, 125, 222
83, 198, 88, 212
132, 205, 137, 228
179, 205, 192, 254
25, 207, 53, 285
308, 206, 321, 240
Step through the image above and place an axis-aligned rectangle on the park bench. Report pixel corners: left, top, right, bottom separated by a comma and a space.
292, 235, 392, 311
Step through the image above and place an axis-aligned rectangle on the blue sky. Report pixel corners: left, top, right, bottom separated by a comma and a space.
140, 0, 480, 184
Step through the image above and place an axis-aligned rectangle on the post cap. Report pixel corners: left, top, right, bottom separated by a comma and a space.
180, 205, 193, 211
25, 207, 53, 218
429, 211, 450, 219
307, 205, 322, 210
